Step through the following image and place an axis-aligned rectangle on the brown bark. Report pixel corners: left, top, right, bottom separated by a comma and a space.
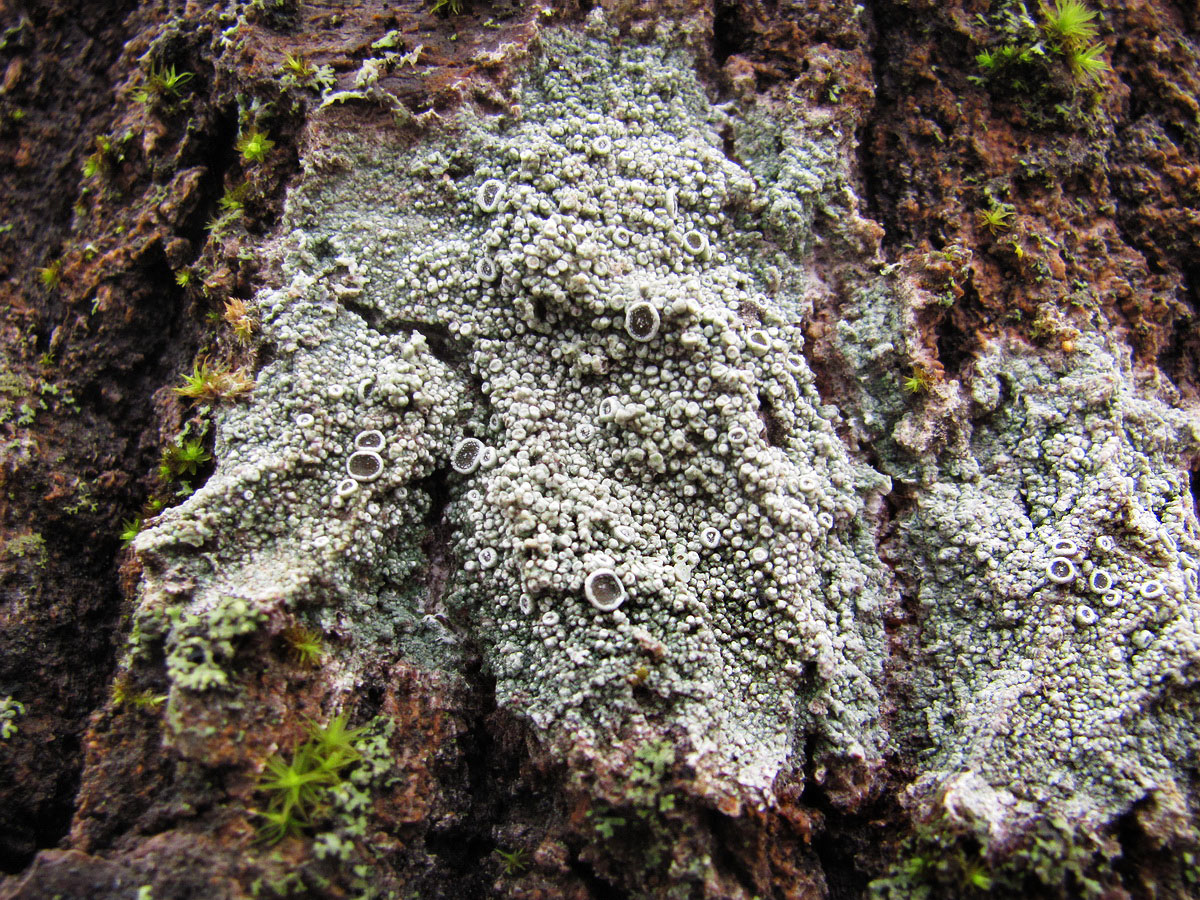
1, 0, 1198, 897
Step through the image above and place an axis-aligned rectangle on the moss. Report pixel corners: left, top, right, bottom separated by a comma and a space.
131, 63, 194, 110
110, 674, 166, 711
870, 812, 1118, 899
0, 695, 25, 740
493, 847, 529, 876
159, 439, 212, 480
969, 0, 1109, 123
36, 258, 63, 288
82, 131, 133, 182
4, 531, 45, 562
279, 625, 324, 668
236, 130, 276, 164
222, 297, 256, 343
1041, 0, 1099, 51
256, 714, 366, 844
119, 517, 144, 548
903, 366, 934, 395
253, 715, 398, 894
977, 201, 1015, 235
173, 358, 254, 403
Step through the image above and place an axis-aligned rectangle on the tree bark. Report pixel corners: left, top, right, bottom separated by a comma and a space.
1, 0, 1198, 897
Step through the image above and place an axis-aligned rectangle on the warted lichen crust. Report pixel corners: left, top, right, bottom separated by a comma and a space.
121, 7, 1200, 849
132, 282, 471, 683
832, 245, 1200, 849
822, 227, 1200, 850
130, 17, 895, 801
885, 330, 1200, 847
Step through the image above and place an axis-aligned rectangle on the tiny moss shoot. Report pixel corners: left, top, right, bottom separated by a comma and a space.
173, 359, 254, 402
237, 130, 276, 164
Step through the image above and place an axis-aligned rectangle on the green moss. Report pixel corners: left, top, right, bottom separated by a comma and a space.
493, 847, 529, 876
1041, 0, 1099, 50
218, 182, 252, 215
0, 695, 25, 739
977, 201, 1015, 235
280, 625, 324, 668
255, 714, 395, 860
1064, 41, 1108, 83
37, 258, 63, 288
120, 517, 144, 548
903, 366, 934, 395
258, 738, 349, 844
970, 0, 1108, 116
237, 130, 276, 164
4, 532, 46, 568
110, 675, 166, 711
159, 439, 212, 479
278, 53, 335, 94
132, 63, 194, 109
870, 812, 1119, 899
173, 358, 253, 402
83, 131, 133, 181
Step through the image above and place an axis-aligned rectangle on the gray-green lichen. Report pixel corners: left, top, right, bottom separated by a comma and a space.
131, 16, 891, 803
127, 9, 1200, 847
835, 267, 1200, 850
895, 333, 1200, 841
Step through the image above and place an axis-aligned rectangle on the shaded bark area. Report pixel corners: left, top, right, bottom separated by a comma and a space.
862, 0, 1200, 385
0, 0, 1197, 897
0, 0, 162, 870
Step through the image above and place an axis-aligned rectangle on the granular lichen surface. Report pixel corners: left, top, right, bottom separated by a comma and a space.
129, 13, 1200, 844
134, 23, 892, 801
897, 334, 1200, 839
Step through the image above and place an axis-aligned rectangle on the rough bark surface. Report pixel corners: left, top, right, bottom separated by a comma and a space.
0, 0, 1198, 898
